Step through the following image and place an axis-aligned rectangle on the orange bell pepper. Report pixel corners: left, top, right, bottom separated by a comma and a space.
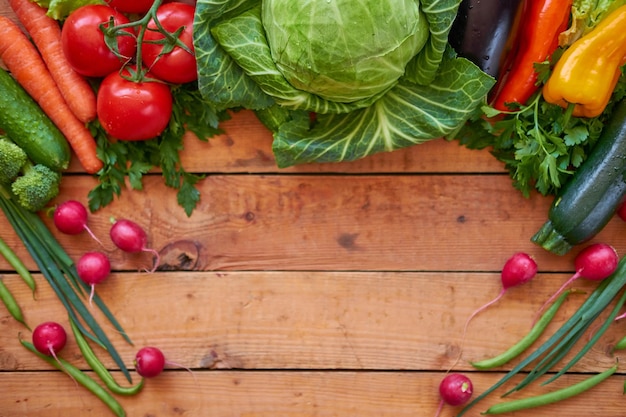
543, 5, 626, 118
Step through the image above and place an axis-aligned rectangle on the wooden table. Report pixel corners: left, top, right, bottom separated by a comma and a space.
2, 3, 626, 416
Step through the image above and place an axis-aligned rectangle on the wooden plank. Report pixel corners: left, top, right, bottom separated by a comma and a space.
1, 174, 624, 272
1, 370, 624, 417
1, 271, 623, 372
2, 1, 626, 416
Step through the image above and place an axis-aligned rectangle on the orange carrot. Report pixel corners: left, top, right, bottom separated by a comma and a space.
0, 16, 103, 174
8, 0, 97, 124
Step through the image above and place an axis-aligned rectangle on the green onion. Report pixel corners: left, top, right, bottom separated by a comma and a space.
0, 185, 133, 382
457, 255, 626, 416
542, 289, 626, 385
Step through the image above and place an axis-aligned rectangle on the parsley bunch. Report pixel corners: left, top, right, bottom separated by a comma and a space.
88, 83, 228, 217
455, 60, 626, 198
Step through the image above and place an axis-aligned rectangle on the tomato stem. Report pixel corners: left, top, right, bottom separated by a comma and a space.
99, 0, 177, 83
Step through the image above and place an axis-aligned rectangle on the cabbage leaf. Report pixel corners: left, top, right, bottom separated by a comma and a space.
271, 50, 494, 167
210, 4, 387, 114
194, 0, 496, 167
405, 0, 464, 85
261, 0, 429, 102
194, 0, 273, 110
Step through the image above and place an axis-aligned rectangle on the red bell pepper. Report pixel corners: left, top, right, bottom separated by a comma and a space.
490, 0, 573, 111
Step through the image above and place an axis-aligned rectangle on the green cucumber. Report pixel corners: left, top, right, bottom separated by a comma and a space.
532, 99, 626, 255
0, 68, 70, 171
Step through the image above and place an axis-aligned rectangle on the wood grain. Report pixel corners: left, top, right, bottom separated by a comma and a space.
2, 174, 625, 273
1, 271, 624, 372
2, 370, 625, 417
2, 0, 626, 415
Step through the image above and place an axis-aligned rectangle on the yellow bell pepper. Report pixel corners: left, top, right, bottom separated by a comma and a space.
543, 5, 626, 118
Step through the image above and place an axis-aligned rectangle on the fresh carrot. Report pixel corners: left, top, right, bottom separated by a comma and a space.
0, 16, 103, 174
8, 0, 97, 124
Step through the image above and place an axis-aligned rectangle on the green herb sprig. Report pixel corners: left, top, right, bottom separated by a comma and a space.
88, 83, 227, 217
85, 0, 229, 217
455, 58, 626, 198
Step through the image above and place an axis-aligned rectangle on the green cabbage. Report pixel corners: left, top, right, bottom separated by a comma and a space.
194, 0, 495, 167
262, 0, 429, 102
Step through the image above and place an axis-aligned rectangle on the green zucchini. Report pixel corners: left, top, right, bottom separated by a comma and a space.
0, 68, 70, 171
531, 99, 626, 255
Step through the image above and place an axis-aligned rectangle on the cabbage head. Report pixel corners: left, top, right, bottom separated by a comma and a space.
263, 0, 429, 103
193, 0, 495, 168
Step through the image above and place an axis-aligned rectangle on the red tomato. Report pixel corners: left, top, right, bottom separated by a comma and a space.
97, 68, 173, 141
141, 2, 197, 84
106, 0, 155, 14
62, 5, 137, 78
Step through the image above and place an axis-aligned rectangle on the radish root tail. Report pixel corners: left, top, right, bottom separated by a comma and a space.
88, 284, 95, 307
165, 359, 198, 384
532, 271, 580, 326
433, 398, 444, 417
143, 248, 161, 273
84, 226, 105, 249
448, 288, 506, 373
49, 346, 78, 387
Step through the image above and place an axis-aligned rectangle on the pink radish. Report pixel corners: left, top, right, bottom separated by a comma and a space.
32, 321, 67, 360
447, 252, 537, 370
110, 218, 160, 272
434, 373, 473, 417
31, 322, 78, 384
76, 251, 111, 305
534, 243, 618, 323
134, 346, 195, 379
135, 346, 166, 378
53, 200, 104, 246
463, 252, 538, 335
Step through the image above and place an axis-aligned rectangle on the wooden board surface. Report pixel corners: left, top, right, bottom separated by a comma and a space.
2, 2, 626, 416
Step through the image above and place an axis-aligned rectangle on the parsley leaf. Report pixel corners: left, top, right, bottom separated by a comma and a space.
88, 83, 229, 217
454, 57, 625, 198
455, 91, 608, 197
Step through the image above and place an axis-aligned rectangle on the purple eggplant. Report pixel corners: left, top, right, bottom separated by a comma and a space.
449, 0, 523, 78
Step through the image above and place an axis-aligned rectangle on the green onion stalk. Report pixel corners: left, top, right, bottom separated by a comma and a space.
457, 254, 626, 416
0, 184, 133, 382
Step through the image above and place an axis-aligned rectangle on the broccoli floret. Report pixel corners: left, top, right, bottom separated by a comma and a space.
11, 163, 61, 212
0, 136, 27, 184
0, 135, 61, 212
